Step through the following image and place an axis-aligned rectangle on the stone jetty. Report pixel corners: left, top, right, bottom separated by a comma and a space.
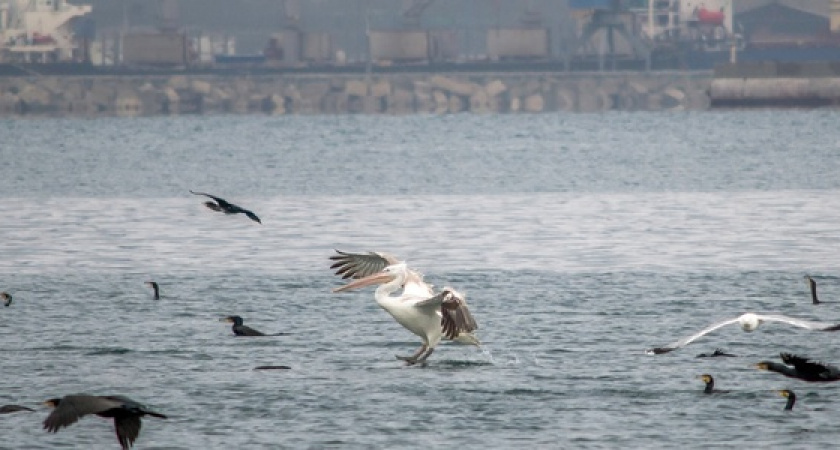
711, 61, 840, 108
0, 71, 712, 117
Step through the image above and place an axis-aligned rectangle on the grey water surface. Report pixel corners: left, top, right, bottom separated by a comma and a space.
2, 111, 840, 449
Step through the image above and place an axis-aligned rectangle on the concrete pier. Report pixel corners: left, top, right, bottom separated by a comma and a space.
0, 71, 713, 117
711, 62, 840, 107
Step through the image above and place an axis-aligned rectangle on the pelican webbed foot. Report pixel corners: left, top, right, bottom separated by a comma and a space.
396, 345, 428, 365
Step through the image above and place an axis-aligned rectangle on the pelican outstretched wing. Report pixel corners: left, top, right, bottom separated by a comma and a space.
329, 249, 400, 279
647, 317, 742, 355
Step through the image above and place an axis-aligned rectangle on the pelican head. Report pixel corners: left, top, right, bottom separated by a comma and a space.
332, 263, 408, 293
738, 313, 761, 332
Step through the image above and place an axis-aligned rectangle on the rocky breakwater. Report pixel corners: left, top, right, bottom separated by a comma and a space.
0, 71, 712, 117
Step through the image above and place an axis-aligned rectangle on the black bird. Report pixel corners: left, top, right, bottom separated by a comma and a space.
777, 389, 796, 410
805, 275, 820, 305
43, 394, 167, 450
189, 190, 261, 224
698, 374, 730, 394
755, 353, 840, 382
144, 281, 159, 300
0, 404, 34, 414
696, 348, 736, 358
254, 365, 292, 370
1, 292, 11, 307
220, 315, 287, 337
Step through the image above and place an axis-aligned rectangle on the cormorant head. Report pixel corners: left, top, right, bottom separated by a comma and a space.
777, 389, 793, 399
755, 362, 771, 371
1, 292, 11, 307
43, 398, 61, 409
221, 316, 244, 326
698, 374, 714, 384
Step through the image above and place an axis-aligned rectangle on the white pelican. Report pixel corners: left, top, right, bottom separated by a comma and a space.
330, 250, 479, 365
647, 313, 840, 355
330, 249, 434, 298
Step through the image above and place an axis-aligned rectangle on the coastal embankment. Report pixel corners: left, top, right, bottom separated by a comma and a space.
0, 71, 712, 117
711, 61, 840, 108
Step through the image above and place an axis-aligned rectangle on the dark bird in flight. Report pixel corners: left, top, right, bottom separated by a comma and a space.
696, 348, 736, 358
755, 353, 840, 382
189, 190, 261, 224
144, 281, 159, 300
2, 292, 12, 307
43, 394, 167, 450
0, 404, 34, 414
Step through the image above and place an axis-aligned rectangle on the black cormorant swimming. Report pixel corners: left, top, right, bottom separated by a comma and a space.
144, 281, 159, 300
698, 374, 729, 394
189, 190, 261, 224
43, 394, 167, 450
755, 353, 840, 382
696, 348, 736, 358
805, 275, 820, 305
254, 365, 292, 370
220, 315, 287, 336
777, 389, 796, 410
2, 292, 11, 307
0, 404, 34, 414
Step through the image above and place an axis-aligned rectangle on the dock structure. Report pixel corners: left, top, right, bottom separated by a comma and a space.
711, 61, 840, 108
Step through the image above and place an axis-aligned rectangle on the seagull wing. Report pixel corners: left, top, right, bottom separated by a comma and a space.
329, 249, 400, 279
758, 314, 840, 331
647, 317, 742, 355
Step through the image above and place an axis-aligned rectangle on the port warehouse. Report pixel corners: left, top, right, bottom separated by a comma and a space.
1, 1, 840, 115
2, 1, 839, 71
68, 0, 839, 69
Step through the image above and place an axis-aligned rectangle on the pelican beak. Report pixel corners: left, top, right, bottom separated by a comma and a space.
333, 271, 394, 293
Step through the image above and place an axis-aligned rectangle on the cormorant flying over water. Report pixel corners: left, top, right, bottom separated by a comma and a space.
43, 394, 167, 450
190, 190, 261, 224
755, 353, 840, 382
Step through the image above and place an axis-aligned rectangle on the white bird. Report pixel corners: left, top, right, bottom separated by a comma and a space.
330, 250, 479, 365
329, 249, 434, 298
647, 312, 840, 355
